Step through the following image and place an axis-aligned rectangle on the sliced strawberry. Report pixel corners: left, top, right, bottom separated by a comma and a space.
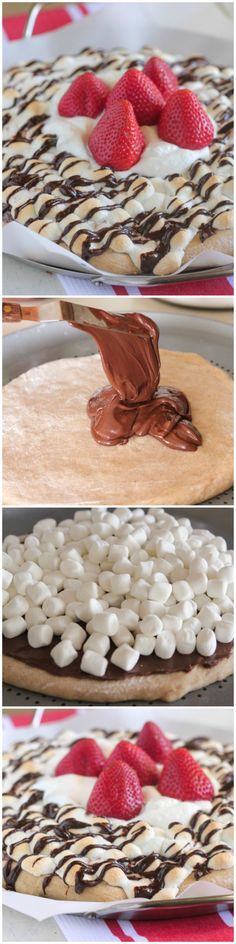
87, 759, 143, 819
106, 740, 159, 786
159, 748, 214, 801
58, 72, 108, 118
106, 68, 164, 124
144, 57, 178, 101
89, 99, 145, 171
137, 722, 173, 764
55, 738, 105, 777
158, 89, 214, 149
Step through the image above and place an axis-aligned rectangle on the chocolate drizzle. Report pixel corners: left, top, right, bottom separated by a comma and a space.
73, 310, 202, 451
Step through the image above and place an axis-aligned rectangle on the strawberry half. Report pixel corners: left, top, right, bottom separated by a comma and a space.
87, 759, 144, 819
58, 72, 109, 118
144, 56, 178, 101
158, 89, 214, 149
106, 740, 159, 786
89, 99, 145, 170
137, 722, 173, 764
106, 68, 164, 124
55, 738, 105, 777
159, 748, 214, 801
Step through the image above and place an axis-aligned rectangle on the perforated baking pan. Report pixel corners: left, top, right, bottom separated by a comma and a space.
3, 506, 233, 708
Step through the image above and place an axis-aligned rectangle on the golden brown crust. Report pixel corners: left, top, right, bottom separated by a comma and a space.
2, 351, 233, 506
85, 231, 233, 276
3, 652, 233, 703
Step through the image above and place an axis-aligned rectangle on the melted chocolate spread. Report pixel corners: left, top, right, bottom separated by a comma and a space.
3, 632, 232, 680
73, 310, 202, 451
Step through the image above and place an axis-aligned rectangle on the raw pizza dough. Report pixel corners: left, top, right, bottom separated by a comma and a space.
3, 351, 233, 505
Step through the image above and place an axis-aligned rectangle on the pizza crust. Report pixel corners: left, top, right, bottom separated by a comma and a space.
87, 229, 233, 276
3, 351, 233, 506
3, 652, 233, 703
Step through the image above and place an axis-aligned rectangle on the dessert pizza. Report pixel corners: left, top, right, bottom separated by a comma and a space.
3, 46, 233, 276
3, 508, 234, 702
3, 722, 233, 902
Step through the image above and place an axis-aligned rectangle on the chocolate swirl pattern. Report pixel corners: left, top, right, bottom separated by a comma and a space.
3, 729, 233, 901
3, 47, 233, 275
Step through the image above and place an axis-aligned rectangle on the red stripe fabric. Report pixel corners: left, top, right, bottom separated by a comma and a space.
131, 913, 234, 942
138, 277, 233, 297
106, 920, 134, 941
10, 709, 77, 726
3, 8, 72, 40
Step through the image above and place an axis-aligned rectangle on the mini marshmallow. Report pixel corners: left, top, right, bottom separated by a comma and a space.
3, 617, 26, 638
138, 615, 163, 637
88, 541, 109, 564
176, 627, 196, 655
33, 518, 57, 534
80, 650, 108, 677
133, 561, 154, 580
48, 616, 70, 635
3, 595, 29, 619
120, 597, 140, 616
207, 579, 227, 599
112, 626, 134, 646
139, 601, 165, 618
43, 572, 64, 591
215, 620, 234, 644
25, 606, 47, 628
198, 604, 221, 629
83, 633, 110, 656
116, 609, 139, 629
188, 573, 208, 595
153, 558, 173, 576
66, 599, 103, 622
130, 579, 150, 600
19, 561, 43, 581
76, 581, 99, 601
108, 544, 129, 563
148, 582, 172, 604
98, 571, 114, 592
27, 582, 52, 606
134, 634, 155, 655
110, 573, 131, 594
155, 631, 176, 659
13, 571, 34, 594
111, 644, 139, 672
196, 628, 217, 657
182, 617, 201, 636
162, 615, 183, 633
170, 600, 197, 620
42, 597, 65, 618
60, 558, 84, 578
172, 580, 194, 602
112, 560, 134, 575
62, 623, 87, 650
38, 552, 59, 571
28, 623, 54, 648
2, 591, 9, 606
2, 569, 13, 590
86, 612, 119, 636
51, 639, 78, 668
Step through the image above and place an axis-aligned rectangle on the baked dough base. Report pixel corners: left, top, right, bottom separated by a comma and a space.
3, 652, 233, 703
3, 351, 233, 505
3, 864, 233, 901
87, 230, 233, 276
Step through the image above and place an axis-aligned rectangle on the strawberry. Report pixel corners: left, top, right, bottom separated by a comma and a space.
58, 72, 108, 118
106, 740, 159, 786
106, 68, 164, 124
87, 760, 144, 819
55, 738, 105, 777
158, 89, 214, 149
159, 748, 214, 801
144, 57, 178, 101
89, 99, 145, 171
137, 722, 173, 764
